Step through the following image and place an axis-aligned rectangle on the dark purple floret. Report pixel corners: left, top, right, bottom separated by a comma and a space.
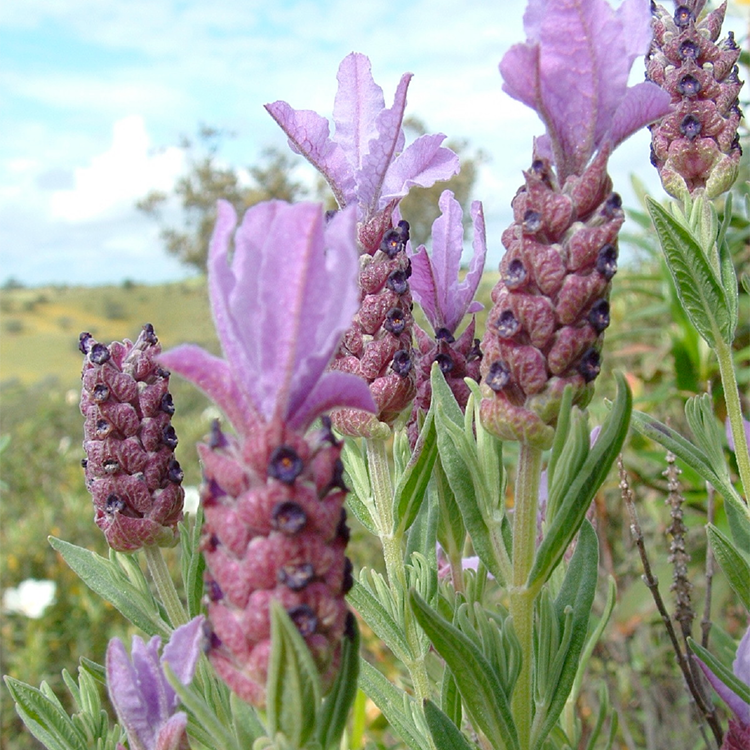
206, 533, 220, 552
391, 350, 413, 377
505, 259, 528, 289
603, 193, 623, 218
522, 210, 542, 234
141, 323, 158, 346
486, 361, 511, 392
162, 425, 179, 450
578, 348, 602, 382
207, 580, 224, 602
103, 458, 120, 474
434, 353, 454, 374
93, 384, 110, 402
288, 604, 318, 636
81, 458, 88, 469
342, 557, 354, 593
596, 244, 618, 280
435, 327, 455, 344
271, 501, 308, 535
89, 343, 111, 365
325, 209, 338, 223
588, 299, 611, 333
318, 416, 338, 446
384, 308, 406, 335
268, 446, 304, 484
344, 611, 357, 640
209, 420, 228, 449
467, 339, 482, 362
386, 269, 409, 295
96, 419, 111, 438
155, 366, 170, 379
679, 40, 700, 60
336, 508, 351, 544
722, 31, 738, 51
321, 458, 348, 497
105, 495, 127, 514
78, 332, 94, 355
381, 222, 410, 258
680, 114, 702, 140
278, 562, 315, 591
495, 310, 520, 339
160, 393, 175, 415
167, 458, 184, 484
673, 5, 692, 28
678, 75, 701, 97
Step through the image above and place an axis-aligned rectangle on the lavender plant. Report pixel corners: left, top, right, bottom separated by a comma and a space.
5, 1, 750, 749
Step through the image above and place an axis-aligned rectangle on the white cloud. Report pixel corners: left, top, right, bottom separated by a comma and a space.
50, 115, 184, 223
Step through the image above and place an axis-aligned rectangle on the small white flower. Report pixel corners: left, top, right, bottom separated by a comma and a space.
182, 485, 200, 515
3, 578, 56, 619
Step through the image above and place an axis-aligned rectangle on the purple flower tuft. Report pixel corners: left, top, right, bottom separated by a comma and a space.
500, 0, 671, 181
106, 616, 204, 750
265, 53, 459, 225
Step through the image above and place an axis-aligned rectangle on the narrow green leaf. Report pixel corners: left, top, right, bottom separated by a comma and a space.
4, 677, 88, 750
230, 692, 265, 747
440, 668, 462, 729
162, 663, 241, 750
528, 373, 631, 590
48, 537, 169, 637
689, 638, 750, 706
341, 438, 375, 533
410, 590, 519, 750
424, 700, 477, 750
532, 522, 599, 750
685, 395, 731, 484
647, 197, 731, 346
180, 506, 206, 619
347, 580, 410, 660
395, 408, 438, 535
706, 524, 750, 612
266, 600, 322, 747
629, 411, 750, 526
358, 660, 423, 750
317, 615, 360, 750
79, 657, 106, 685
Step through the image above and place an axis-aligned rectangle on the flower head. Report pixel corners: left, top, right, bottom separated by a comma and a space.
160, 200, 375, 433
80, 324, 184, 551
265, 53, 459, 227
501, 0, 672, 181
407, 189, 487, 335
107, 616, 204, 750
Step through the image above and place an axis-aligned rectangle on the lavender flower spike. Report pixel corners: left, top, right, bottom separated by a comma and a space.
160, 201, 375, 706
160, 200, 375, 435
695, 624, 750, 749
265, 53, 459, 229
501, 0, 672, 181
408, 189, 486, 335
107, 616, 204, 750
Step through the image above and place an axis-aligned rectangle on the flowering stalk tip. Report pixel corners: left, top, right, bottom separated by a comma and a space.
160, 200, 375, 705
79, 324, 184, 552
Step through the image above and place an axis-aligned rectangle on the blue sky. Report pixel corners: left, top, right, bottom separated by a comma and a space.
1, 0, 744, 286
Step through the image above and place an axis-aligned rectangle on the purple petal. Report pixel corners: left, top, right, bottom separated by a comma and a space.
608, 82, 672, 150
130, 636, 170, 735
107, 636, 160, 750
356, 72, 412, 216
333, 53, 386, 173
408, 245, 439, 330
158, 345, 258, 435
288, 371, 376, 431
735, 625, 750, 689
264, 102, 355, 207
154, 714, 188, 750
499, 42, 540, 111
462, 200, 488, 319
380, 134, 460, 206
695, 654, 750, 725
161, 616, 204, 712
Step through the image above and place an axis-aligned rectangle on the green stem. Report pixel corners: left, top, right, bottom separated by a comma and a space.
716, 340, 750, 502
510, 444, 543, 750
144, 545, 187, 628
365, 437, 432, 710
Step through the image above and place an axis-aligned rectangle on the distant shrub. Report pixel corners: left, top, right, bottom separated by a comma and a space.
2, 277, 24, 290
4, 318, 24, 334
22, 300, 37, 312
56, 316, 73, 331
34, 294, 49, 305
121, 278, 136, 290
0, 298, 15, 314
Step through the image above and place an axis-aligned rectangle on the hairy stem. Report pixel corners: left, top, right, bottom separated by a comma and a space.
144, 545, 187, 628
510, 444, 543, 750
